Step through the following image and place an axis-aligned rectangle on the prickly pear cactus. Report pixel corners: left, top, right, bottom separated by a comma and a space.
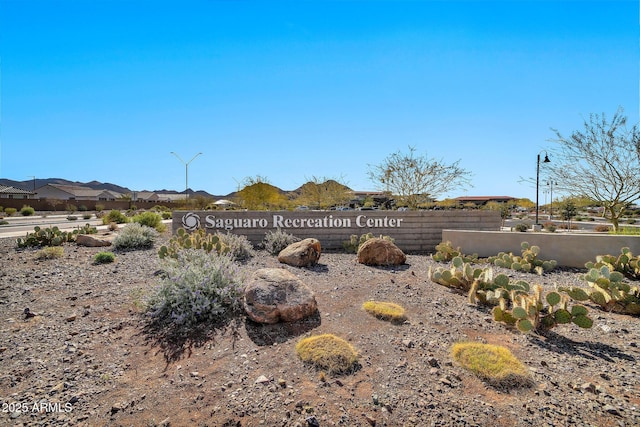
486, 242, 557, 275
432, 241, 478, 263
561, 265, 640, 315
429, 256, 490, 292
491, 285, 593, 334
158, 228, 228, 259
586, 247, 640, 281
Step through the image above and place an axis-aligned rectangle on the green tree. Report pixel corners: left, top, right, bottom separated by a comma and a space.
367, 146, 472, 209
294, 177, 352, 210
561, 200, 577, 230
235, 176, 289, 211
549, 107, 640, 231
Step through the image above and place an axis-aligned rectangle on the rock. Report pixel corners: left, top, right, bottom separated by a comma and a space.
243, 268, 318, 324
277, 238, 321, 267
255, 375, 270, 384
356, 238, 406, 266
76, 233, 114, 247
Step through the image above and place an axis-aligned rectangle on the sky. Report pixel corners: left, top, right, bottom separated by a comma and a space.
0, 0, 638, 201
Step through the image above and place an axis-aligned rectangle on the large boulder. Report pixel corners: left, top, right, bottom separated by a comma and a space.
357, 238, 406, 266
76, 233, 114, 247
243, 268, 318, 324
277, 238, 321, 267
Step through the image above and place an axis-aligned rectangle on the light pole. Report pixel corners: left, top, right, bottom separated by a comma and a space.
535, 151, 550, 226
547, 180, 557, 219
171, 152, 203, 201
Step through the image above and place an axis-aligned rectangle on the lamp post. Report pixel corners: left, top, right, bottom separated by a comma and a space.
171, 152, 203, 201
535, 151, 550, 226
547, 180, 557, 219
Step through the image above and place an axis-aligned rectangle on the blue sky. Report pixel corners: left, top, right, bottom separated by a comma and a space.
1, 0, 638, 201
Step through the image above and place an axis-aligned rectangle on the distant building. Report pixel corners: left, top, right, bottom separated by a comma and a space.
454, 196, 517, 206
35, 184, 123, 201
0, 185, 34, 199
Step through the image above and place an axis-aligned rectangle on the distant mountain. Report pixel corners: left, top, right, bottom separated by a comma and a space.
0, 178, 353, 200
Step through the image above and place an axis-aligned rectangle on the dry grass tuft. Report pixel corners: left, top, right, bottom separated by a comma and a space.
35, 246, 64, 260
451, 342, 534, 389
296, 334, 359, 375
362, 300, 407, 323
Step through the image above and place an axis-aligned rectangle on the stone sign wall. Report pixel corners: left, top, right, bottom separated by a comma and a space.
172, 210, 501, 253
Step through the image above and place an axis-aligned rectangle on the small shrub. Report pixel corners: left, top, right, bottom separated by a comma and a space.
5, 208, 17, 216
216, 232, 255, 261
451, 342, 533, 388
66, 204, 77, 213
161, 211, 172, 220
78, 205, 88, 212
95, 204, 105, 212
102, 210, 129, 225
146, 249, 243, 330
542, 222, 556, 233
67, 215, 78, 221
108, 222, 119, 231
594, 224, 611, 233
94, 251, 115, 264
83, 213, 93, 220
362, 301, 406, 323
132, 211, 166, 232
295, 334, 359, 375
113, 223, 159, 250
35, 246, 64, 260
20, 205, 35, 216
514, 223, 528, 232
0, 220, 8, 225
263, 228, 301, 255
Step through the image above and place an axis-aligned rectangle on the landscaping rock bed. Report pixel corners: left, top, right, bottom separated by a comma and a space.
0, 232, 639, 426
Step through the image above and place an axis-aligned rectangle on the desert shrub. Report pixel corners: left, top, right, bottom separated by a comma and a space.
0, 220, 8, 225
35, 246, 64, 260
95, 204, 105, 212
132, 211, 166, 232
67, 215, 78, 221
262, 228, 300, 255
108, 222, 119, 231
82, 213, 92, 220
216, 232, 255, 261
362, 301, 406, 323
451, 342, 533, 388
594, 224, 611, 233
102, 210, 129, 225
66, 204, 77, 213
20, 206, 35, 216
146, 249, 243, 329
161, 212, 172, 220
0, 206, 3, 212
542, 222, 556, 232
78, 205, 88, 211
94, 251, 115, 264
514, 223, 528, 232
5, 208, 17, 216
295, 334, 359, 375
113, 223, 159, 250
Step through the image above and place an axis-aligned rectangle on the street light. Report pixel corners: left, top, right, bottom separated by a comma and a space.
547, 180, 557, 219
171, 152, 203, 201
535, 151, 551, 226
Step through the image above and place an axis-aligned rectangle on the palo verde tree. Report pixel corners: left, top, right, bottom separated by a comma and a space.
293, 176, 352, 210
548, 107, 640, 231
234, 176, 289, 211
367, 146, 472, 209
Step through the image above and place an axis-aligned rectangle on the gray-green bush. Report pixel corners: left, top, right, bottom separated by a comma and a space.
113, 223, 159, 250
262, 228, 300, 255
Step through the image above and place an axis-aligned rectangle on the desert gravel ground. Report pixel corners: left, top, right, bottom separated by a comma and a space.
0, 230, 639, 427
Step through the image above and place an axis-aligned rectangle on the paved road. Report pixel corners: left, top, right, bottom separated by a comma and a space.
0, 215, 104, 239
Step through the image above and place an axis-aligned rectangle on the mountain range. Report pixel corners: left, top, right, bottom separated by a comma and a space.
0, 178, 354, 199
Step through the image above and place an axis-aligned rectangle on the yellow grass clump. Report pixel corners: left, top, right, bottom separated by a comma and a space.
35, 246, 64, 260
362, 301, 407, 323
451, 342, 533, 388
295, 334, 359, 374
